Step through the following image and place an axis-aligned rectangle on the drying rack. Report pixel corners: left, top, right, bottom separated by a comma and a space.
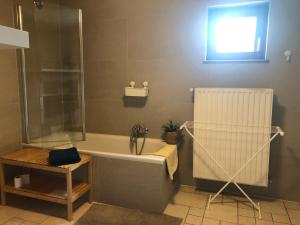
180, 121, 284, 218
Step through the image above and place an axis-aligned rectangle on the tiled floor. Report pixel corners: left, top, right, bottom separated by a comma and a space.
0, 201, 91, 225
0, 186, 299, 225
164, 186, 300, 225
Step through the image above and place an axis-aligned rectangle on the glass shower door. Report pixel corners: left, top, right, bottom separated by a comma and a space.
17, 0, 85, 148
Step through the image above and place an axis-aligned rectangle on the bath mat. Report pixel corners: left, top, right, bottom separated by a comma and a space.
75, 203, 182, 225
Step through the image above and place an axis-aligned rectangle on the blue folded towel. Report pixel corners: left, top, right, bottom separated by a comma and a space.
48, 147, 81, 166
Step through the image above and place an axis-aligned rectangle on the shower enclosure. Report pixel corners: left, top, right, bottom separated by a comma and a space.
16, 0, 85, 147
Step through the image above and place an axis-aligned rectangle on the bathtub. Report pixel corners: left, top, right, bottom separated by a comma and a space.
62, 133, 178, 212
74, 133, 167, 164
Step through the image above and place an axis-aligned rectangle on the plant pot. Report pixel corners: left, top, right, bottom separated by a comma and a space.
163, 132, 178, 144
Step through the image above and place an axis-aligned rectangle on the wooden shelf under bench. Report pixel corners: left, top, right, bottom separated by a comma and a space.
0, 148, 93, 221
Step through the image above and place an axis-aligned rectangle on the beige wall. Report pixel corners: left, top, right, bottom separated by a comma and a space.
62, 0, 300, 201
0, 0, 22, 155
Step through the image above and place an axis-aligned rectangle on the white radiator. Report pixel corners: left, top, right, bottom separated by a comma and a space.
193, 88, 273, 187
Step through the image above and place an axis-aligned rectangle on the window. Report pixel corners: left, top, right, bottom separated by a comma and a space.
206, 2, 269, 62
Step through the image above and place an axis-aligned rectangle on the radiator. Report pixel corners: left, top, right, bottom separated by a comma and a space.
193, 88, 273, 187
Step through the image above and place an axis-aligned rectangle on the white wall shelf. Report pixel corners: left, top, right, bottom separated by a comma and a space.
125, 87, 149, 97
0, 25, 29, 49
124, 81, 149, 97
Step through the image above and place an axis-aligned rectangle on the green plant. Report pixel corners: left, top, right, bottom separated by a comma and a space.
162, 120, 180, 132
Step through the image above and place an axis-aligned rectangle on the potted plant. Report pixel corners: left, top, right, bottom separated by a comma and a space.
162, 120, 181, 144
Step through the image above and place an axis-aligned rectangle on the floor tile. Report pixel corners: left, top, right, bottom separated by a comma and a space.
173, 191, 208, 208
287, 209, 300, 225
207, 193, 223, 203
21, 221, 39, 225
283, 201, 300, 211
256, 218, 275, 225
260, 200, 287, 215
238, 208, 255, 217
2, 217, 25, 225
272, 213, 291, 224
39, 217, 71, 225
189, 207, 205, 217
220, 221, 237, 225
231, 196, 249, 202
185, 215, 203, 225
202, 218, 220, 225
222, 196, 238, 208
1, 188, 298, 225
205, 204, 238, 223
0, 201, 90, 225
197, 191, 214, 197
180, 185, 197, 193
13, 209, 49, 223
0, 206, 19, 224
164, 203, 189, 219
6, 196, 52, 223
255, 211, 273, 221
239, 216, 256, 225
238, 201, 255, 210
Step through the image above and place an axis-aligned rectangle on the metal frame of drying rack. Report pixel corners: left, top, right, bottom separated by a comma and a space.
180, 121, 284, 219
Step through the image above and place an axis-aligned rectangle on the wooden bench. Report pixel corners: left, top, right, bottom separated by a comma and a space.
0, 148, 92, 221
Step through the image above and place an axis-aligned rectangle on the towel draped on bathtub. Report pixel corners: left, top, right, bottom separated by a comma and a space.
145, 144, 178, 180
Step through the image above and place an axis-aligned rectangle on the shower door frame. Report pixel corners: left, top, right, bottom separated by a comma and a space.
16, 4, 86, 144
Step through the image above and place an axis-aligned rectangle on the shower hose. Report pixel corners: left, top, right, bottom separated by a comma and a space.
130, 124, 148, 155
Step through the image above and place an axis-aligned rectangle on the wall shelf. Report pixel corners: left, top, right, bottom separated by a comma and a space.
0, 25, 29, 48
124, 87, 148, 97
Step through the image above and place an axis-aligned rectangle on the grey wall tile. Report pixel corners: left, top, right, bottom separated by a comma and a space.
61, 0, 300, 202
0, 0, 22, 155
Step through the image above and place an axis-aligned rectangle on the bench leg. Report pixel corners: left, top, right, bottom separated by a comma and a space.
0, 163, 6, 205
88, 160, 93, 203
66, 170, 73, 221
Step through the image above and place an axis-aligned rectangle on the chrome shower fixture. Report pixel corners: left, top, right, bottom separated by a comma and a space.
130, 123, 148, 155
34, 0, 44, 9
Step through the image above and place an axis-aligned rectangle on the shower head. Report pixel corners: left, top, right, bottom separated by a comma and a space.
34, 0, 44, 9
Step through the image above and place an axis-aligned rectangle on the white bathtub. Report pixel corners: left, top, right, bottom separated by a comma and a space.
61, 133, 176, 212
69, 133, 166, 164
25, 132, 177, 212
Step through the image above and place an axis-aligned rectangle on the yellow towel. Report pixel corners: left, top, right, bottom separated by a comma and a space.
146, 145, 178, 180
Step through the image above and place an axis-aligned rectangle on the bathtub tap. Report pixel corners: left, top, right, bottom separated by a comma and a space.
130, 123, 148, 155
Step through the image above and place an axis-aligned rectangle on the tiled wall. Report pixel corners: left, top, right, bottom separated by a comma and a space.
61, 0, 300, 201
0, 0, 22, 155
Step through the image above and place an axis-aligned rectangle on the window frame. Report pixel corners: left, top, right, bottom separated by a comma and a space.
205, 2, 270, 62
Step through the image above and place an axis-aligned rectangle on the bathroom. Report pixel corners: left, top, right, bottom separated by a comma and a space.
0, 0, 299, 224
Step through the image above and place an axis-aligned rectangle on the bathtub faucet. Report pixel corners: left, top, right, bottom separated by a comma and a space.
130, 123, 148, 142
130, 123, 148, 155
